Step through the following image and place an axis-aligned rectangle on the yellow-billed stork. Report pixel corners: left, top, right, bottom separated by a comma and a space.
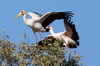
14, 10, 73, 42
46, 18, 79, 53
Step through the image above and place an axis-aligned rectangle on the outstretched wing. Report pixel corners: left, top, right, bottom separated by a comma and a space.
63, 18, 79, 46
63, 18, 73, 38
39, 11, 73, 28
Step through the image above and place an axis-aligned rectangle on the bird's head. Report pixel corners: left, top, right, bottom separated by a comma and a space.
45, 26, 51, 32
14, 10, 26, 20
46, 26, 51, 30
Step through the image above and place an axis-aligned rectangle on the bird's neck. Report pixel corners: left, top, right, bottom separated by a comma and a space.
50, 27, 55, 35
23, 13, 28, 22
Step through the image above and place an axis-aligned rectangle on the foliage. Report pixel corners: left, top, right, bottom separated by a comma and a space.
0, 31, 82, 66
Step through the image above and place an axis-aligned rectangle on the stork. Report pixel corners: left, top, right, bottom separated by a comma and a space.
14, 10, 73, 43
46, 18, 79, 53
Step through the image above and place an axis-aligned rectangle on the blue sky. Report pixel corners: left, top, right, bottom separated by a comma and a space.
0, 0, 100, 66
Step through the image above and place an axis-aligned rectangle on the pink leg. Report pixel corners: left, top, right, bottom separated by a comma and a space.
66, 45, 71, 53
61, 35, 70, 53
34, 32, 38, 43
66, 44, 71, 61
39, 32, 42, 40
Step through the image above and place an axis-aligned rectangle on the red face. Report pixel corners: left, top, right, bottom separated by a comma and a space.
21, 10, 25, 15
46, 26, 51, 29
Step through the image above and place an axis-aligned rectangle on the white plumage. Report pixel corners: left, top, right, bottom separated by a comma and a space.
46, 18, 79, 52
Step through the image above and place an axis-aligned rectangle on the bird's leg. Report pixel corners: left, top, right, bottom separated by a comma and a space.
34, 32, 38, 43
66, 44, 71, 61
66, 44, 71, 53
39, 32, 42, 40
61, 35, 71, 53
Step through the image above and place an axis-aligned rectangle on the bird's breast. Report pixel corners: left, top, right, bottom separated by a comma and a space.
31, 22, 45, 32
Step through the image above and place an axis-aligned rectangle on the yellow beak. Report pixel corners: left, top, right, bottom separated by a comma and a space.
14, 12, 22, 20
